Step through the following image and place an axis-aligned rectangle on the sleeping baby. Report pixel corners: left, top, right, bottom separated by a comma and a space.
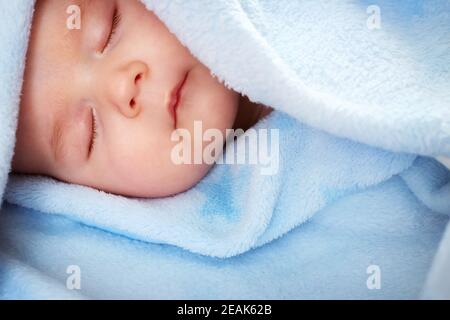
12, 0, 272, 198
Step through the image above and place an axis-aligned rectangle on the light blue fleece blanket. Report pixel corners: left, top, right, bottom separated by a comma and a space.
1, 0, 450, 299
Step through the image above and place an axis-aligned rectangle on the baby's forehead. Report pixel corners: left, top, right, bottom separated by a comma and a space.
28, 6, 69, 68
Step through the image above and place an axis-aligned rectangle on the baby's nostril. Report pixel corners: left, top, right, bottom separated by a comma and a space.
135, 73, 142, 84
130, 98, 136, 108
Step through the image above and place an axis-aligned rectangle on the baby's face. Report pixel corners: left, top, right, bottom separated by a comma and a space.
13, 0, 239, 197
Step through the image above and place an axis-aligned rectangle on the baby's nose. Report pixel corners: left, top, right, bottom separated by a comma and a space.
109, 61, 148, 118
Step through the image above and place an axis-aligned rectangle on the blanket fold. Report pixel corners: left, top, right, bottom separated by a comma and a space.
1, 0, 450, 298
0, 0, 35, 202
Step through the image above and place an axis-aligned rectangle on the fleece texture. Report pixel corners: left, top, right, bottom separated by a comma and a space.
422, 223, 450, 299
0, 0, 34, 202
1, 0, 450, 299
0, 165, 448, 299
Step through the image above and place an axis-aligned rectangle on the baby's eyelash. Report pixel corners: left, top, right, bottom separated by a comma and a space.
103, 8, 121, 53
89, 108, 98, 156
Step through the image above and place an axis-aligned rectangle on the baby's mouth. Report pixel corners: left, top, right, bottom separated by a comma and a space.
168, 71, 189, 127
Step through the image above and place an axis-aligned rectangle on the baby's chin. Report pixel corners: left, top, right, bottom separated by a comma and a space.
113, 162, 214, 198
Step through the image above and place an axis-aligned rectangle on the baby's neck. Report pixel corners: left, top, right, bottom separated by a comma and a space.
233, 95, 272, 131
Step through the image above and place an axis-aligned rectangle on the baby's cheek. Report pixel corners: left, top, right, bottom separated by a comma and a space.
104, 144, 169, 194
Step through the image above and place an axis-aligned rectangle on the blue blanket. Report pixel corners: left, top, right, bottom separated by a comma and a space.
1, 0, 450, 299
1, 154, 449, 299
